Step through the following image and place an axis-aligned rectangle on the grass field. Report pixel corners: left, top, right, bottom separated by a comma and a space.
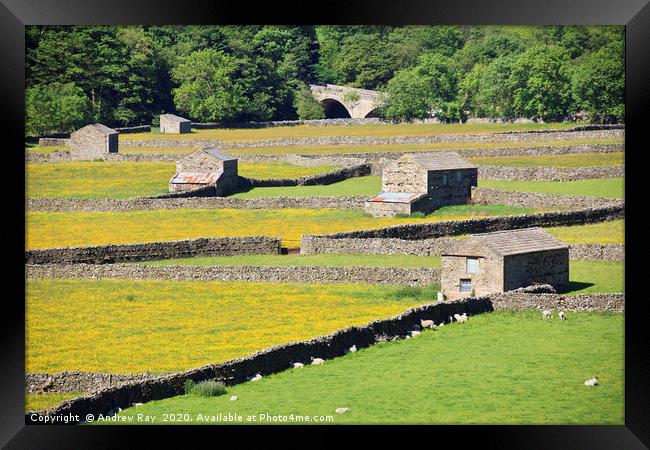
26, 206, 534, 249
120, 146, 197, 155
568, 260, 624, 294
479, 177, 624, 199
123, 122, 586, 142
231, 176, 381, 198
26, 161, 340, 199
469, 152, 624, 168
107, 310, 623, 425
26, 279, 438, 374
546, 220, 624, 244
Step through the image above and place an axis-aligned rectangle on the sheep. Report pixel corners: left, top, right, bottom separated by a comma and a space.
230, 395, 238, 401
559, 311, 566, 321
454, 313, 468, 324
542, 310, 553, 320
584, 376, 599, 387
420, 319, 435, 329
448, 315, 454, 323
311, 357, 325, 365
292, 362, 304, 369
410, 330, 421, 337
438, 322, 445, 327
453, 313, 462, 322
335, 407, 350, 414
250, 373, 263, 382
349, 345, 357, 353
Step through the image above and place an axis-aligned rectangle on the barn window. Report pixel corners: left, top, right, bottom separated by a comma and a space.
460, 279, 473, 292
442, 174, 449, 186
466, 257, 479, 273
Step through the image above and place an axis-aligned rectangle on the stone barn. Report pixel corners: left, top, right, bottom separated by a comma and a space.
365, 152, 478, 217
69, 123, 118, 159
169, 147, 238, 195
441, 228, 570, 300
160, 114, 191, 134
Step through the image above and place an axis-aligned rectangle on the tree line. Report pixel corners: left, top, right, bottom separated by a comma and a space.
25, 25, 624, 135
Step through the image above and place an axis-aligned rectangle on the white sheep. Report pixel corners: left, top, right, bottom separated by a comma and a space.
292, 362, 304, 369
250, 373, 263, 382
411, 330, 421, 337
230, 395, 238, 401
349, 345, 357, 353
542, 310, 553, 320
438, 322, 445, 327
420, 319, 435, 329
559, 311, 566, 321
454, 313, 468, 324
584, 376, 599, 387
335, 407, 350, 414
311, 357, 325, 365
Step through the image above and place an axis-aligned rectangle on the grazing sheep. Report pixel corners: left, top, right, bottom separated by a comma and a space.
230, 395, 238, 401
133, 403, 143, 407
410, 330, 421, 337
438, 322, 445, 327
542, 310, 553, 320
453, 313, 461, 322
559, 311, 566, 321
448, 315, 454, 323
420, 319, 435, 329
311, 357, 325, 365
250, 373, 263, 382
349, 345, 357, 353
292, 362, 304, 369
405, 335, 411, 339
454, 313, 468, 324
335, 407, 350, 414
584, 376, 599, 386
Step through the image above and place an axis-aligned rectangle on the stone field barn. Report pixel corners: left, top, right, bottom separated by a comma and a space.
159, 114, 191, 134
365, 152, 478, 217
169, 147, 239, 195
441, 228, 570, 300
69, 123, 118, 159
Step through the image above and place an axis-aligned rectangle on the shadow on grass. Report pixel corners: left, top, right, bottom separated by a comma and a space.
564, 281, 595, 294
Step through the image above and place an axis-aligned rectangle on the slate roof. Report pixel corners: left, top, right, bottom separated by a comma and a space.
82, 123, 118, 135
160, 113, 191, 123
470, 227, 569, 256
405, 152, 477, 171
202, 147, 237, 161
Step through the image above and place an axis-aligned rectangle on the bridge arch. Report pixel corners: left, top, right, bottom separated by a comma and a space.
320, 98, 352, 118
309, 84, 386, 119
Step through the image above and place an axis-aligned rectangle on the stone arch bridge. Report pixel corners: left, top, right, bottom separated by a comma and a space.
309, 84, 387, 119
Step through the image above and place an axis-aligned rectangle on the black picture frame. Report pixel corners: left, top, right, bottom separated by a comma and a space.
2, 0, 648, 447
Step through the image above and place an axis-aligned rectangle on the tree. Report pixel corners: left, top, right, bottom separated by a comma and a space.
475, 56, 517, 120
293, 84, 325, 120
509, 46, 574, 121
26, 82, 92, 135
572, 41, 624, 123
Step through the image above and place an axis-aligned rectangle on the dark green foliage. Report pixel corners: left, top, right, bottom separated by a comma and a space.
188, 380, 227, 397
294, 84, 325, 120
26, 82, 92, 135
25, 25, 624, 131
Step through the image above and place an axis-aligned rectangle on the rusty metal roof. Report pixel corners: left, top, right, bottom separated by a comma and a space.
366, 192, 423, 203
202, 147, 238, 161
160, 114, 191, 123
170, 172, 219, 184
471, 227, 569, 256
405, 152, 477, 171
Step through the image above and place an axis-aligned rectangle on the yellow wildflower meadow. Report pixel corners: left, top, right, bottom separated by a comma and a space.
25, 208, 487, 249
26, 279, 431, 374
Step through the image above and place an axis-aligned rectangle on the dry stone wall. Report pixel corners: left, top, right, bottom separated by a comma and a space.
490, 291, 624, 312
26, 196, 368, 212
303, 205, 624, 241
26, 372, 157, 395
472, 187, 623, 209
25, 237, 280, 265
119, 129, 623, 150
478, 165, 624, 181
26, 263, 441, 287
300, 236, 624, 261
